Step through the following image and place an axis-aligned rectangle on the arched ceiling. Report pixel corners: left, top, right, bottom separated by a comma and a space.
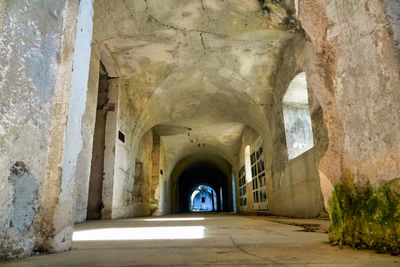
169, 154, 233, 185
93, 0, 301, 170
161, 122, 246, 173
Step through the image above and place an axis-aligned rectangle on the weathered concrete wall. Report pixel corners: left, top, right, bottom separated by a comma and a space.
101, 78, 118, 219
158, 139, 167, 215
234, 50, 324, 218
74, 45, 100, 223
74, 45, 120, 222
270, 148, 324, 217
131, 130, 153, 217
150, 134, 165, 215
0, 0, 79, 258
236, 125, 321, 217
106, 72, 148, 219
260, 33, 325, 218
61, 0, 94, 228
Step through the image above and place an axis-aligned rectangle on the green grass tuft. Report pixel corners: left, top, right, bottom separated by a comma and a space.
328, 171, 400, 254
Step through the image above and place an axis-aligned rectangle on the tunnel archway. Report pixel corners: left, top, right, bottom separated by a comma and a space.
168, 155, 234, 214
177, 162, 231, 213
189, 185, 217, 212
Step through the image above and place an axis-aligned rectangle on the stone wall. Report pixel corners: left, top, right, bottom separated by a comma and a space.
297, 0, 400, 252
299, 0, 400, 188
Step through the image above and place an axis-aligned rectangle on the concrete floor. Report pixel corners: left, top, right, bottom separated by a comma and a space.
2, 214, 399, 266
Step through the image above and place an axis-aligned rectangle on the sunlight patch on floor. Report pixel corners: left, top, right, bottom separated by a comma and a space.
73, 226, 205, 241
141, 217, 205, 222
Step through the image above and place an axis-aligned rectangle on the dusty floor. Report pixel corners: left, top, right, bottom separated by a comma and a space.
1, 214, 399, 266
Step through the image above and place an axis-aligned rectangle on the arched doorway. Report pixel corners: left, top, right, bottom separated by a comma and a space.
172, 159, 233, 214
189, 185, 217, 212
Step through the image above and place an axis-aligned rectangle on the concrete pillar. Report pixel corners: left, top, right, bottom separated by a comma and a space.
74, 45, 100, 223
0, 0, 81, 259
60, 0, 94, 231
151, 133, 164, 215
101, 78, 118, 219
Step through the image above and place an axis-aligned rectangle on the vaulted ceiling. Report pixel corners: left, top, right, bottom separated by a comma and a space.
92, 0, 303, 169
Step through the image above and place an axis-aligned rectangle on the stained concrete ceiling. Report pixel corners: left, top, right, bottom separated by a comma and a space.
93, 0, 299, 168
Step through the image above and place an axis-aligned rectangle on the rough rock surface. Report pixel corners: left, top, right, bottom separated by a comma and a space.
298, 0, 400, 252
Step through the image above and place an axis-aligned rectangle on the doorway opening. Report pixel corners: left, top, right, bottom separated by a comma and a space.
87, 62, 110, 219
282, 72, 314, 160
173, 159, 233, 213
189, 185, 217, 212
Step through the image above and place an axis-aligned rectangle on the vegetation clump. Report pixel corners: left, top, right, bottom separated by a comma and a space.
328, 170, 400, 254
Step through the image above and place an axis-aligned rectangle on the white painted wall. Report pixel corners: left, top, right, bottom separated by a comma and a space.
74, 46, 100, 223
58, 0, 94, 241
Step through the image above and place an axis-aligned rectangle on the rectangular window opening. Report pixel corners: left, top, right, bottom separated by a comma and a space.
118, 131, 125, 143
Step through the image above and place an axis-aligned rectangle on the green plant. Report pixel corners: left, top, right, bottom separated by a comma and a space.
328, 171, 400, 254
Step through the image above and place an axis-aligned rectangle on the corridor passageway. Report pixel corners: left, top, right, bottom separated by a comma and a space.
3, 214, 398, 266
1, 0, 399, 262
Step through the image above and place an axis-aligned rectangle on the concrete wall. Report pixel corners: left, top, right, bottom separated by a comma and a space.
158, 138, 167, 215
61, 0, 94, 229
270, 148, 324, 217
74, 45, 100, 223
257, 33, 325, 218
150, 134, 167, 216
101, 78, 118, 219
131, 130, 154, 217
236, 127, 324, 217
0, 0, 80, 258
74, 45, 119, 222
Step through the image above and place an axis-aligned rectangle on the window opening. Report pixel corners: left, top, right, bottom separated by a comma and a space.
232, 169, 237, 213
283, 72, 314, 159
251, 137, 268, 211
238, 166, 247, 211
220, 187, 223, 211
245, 145, 252, 183
190, 185, 217, 212
118, 131, 125, 143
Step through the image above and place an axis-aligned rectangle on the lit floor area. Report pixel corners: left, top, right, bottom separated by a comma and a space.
2, 214, 399, 266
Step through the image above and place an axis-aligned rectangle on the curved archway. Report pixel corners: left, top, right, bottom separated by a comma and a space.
189, 185, 217, 212
169, 155, 233, 214
244, 145, 252, 183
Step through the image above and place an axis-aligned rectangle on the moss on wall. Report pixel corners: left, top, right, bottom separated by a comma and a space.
328, 170, 400, 254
